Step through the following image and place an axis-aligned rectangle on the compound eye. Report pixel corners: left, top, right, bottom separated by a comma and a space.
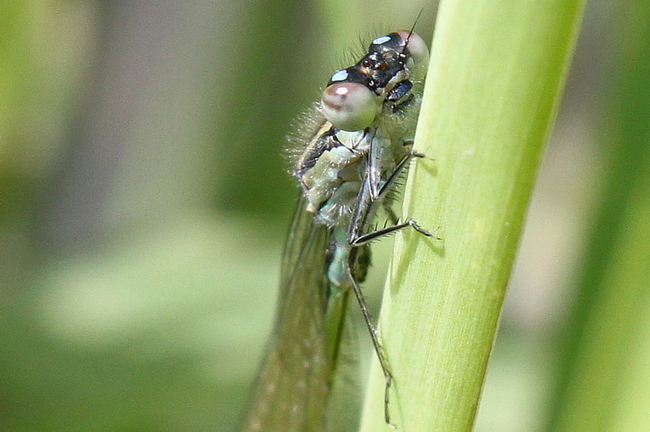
395, 30, 430, 80
321, 82, 379, 131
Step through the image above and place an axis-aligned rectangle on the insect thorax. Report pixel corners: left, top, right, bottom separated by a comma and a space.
290, 30, 427, 228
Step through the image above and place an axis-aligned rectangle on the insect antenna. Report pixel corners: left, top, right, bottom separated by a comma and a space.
403, 7, 425, 52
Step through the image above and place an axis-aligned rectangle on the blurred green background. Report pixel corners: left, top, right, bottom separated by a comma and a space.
1, 0, 649, 431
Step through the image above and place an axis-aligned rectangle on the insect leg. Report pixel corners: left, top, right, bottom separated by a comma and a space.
345, 149, 432, 427
346, 248, 396, 428
352, 218, 432, 247
349, 149, 430, 246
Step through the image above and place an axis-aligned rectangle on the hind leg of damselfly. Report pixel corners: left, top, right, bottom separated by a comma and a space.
346, 152, 433, 428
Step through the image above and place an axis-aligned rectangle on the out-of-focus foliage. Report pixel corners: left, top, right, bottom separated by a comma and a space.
545, 2, 650, 431
0, 1, 432, 431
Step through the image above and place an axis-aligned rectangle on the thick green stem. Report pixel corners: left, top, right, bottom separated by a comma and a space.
359, 0, 586, 431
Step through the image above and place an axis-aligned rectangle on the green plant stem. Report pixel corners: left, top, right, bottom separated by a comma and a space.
359, 0, 586, 431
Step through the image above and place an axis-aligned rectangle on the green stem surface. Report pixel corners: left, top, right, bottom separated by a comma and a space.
360, 0, 586, 430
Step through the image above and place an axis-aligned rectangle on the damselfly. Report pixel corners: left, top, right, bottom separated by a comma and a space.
241, 29, 430, 432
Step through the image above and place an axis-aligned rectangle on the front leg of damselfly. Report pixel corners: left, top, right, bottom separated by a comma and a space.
367, 131, 423, 201
373, 149, 426, 199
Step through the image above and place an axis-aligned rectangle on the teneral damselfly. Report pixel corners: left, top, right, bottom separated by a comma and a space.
241, 29, 430, 432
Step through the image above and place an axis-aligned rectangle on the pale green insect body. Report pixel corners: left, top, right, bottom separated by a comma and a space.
241, 30, 429, 432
